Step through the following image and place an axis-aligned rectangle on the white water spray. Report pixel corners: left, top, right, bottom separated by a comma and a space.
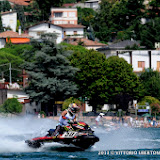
0, 116, 58, 152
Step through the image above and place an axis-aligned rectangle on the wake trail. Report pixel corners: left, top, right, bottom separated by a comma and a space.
0, 116, 159, 152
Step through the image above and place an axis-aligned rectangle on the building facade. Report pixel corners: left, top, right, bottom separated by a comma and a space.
50, 8, 78, 25
1, 11, 17, 32
118, 50, 160, 73
27, 22, 85, 44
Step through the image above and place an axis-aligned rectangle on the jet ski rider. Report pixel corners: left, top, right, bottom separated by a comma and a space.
53, 103, 80, 137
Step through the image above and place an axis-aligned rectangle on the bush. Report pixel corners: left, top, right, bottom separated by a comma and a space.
0, 98, 23, 114
62, 97, 82, 110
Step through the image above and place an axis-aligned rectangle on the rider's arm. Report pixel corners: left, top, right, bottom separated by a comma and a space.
73, 115, 76, 122
61, 110, 68, 119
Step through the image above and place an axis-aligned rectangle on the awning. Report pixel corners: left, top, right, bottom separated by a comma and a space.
6, 38, 30, 44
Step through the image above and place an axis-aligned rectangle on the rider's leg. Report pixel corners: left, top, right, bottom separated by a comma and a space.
52, 125, 61, 136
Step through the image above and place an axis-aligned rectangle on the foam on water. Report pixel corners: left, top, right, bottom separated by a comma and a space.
0, 116, 160, 153
0, 116, 58, 152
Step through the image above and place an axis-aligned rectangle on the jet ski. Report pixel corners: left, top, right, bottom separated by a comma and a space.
25, 121, 99, 150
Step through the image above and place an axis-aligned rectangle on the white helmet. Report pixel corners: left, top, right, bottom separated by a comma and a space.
68, 103, 80, 114
99, 113, 105, 117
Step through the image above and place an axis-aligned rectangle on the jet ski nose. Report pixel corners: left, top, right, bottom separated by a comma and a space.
94, 136, 99, 142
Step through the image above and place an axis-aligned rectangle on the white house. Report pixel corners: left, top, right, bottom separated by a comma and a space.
84, 0, 101, 10
27, 21, 85, 44
118, 50, 160, 73
27, 21, 63, 44
1, 10, 17, 32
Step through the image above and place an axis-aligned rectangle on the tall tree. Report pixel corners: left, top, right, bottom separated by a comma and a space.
64, 43, 110, 112
14, 5, 26, 30
92, 0, 145, 42
22, 34, 78, 116
105, 56, 143, 111
35, 0, 64, 20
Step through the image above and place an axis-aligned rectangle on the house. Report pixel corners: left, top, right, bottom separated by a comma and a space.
118, 50, 160, 74
26, 21, 63, 44
0, 30, 31, 48
84, 0, 101, 10
50, 8, 78, 25
26, 21, 85, 44
7, 88, 41, 115
1, 10, 17, 32
65, 37, 107, 50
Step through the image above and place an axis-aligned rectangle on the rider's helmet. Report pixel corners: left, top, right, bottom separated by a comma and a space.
68, 103, 80, 114
99, 113, 105, 117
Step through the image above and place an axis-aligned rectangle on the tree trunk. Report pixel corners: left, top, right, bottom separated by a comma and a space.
92, 105, 97, 114
53, 103, 57, 116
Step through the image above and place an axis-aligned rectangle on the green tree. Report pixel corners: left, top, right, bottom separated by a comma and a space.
14, 5, 26, 30
22, 33, 78, 116
0, 98, 23, 114
148, 0, 160, 18
139, 69, 160, 99
64, 43, 109, 112
150, 103, 160, 118
35, 0, 64, 20
137, 17, 160, 49
92, 0, 145, 42
77, 7, 96, 28
105, 56, 143, 111
138, 96, 160, 105
0, 44, 32, 82
0, 1, 11, 12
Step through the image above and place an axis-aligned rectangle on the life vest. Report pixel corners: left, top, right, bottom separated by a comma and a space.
59, 109, 76, 126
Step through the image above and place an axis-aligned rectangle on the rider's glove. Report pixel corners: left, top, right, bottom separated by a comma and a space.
68, 119, 74, 124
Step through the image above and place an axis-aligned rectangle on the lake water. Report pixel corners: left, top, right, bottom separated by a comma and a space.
1, 116, 160, 160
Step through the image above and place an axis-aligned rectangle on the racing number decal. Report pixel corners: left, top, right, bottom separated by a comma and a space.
62, 131, 78, 138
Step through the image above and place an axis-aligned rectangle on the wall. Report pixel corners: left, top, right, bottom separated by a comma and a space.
1, 12, 17, 32
0, 39, 6, 48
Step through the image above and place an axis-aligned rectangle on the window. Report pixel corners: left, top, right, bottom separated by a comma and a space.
63, 12, 67, 17
138, 61, 145, 69
70, 21, 74, 24
54, 12, 62, 17
157, 61, 160, 71
69, 12, 75, 17
74, 31, 77, 35
37, 31, 44, 36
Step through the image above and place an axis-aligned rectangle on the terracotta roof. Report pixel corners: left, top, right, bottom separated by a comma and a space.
0, 31, 31, 38
0, 11, 16, 15
67, 38, 107, 47
62, 3, 75, 7
8, 0, 31, 6
56, 24, 85, 28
